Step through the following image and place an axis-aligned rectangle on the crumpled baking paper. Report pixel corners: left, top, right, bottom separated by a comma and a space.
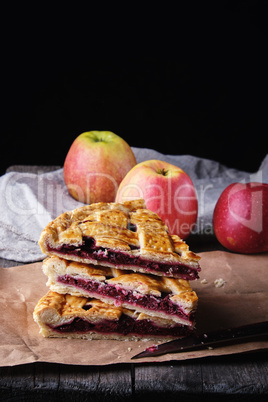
0, 147, 267, 262
0, 250, 267, 367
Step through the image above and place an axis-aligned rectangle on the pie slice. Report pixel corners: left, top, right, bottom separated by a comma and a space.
39, 199, 201, 280
33, 291, 194, 341
42, 256, 198, 326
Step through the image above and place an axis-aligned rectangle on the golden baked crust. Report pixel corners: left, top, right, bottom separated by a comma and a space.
33, 291, 193, 341
33, 291, 122, 325
42, 256, 198, 325
39, 199, 201, 279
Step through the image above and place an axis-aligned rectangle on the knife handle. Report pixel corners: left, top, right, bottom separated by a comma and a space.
197, 321, 268, 346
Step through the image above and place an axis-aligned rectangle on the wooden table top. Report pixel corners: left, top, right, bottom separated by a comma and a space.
1, 352, 268, 401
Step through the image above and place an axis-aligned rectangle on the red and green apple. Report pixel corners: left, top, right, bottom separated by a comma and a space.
115, 159, 198, 239
213, 182, 268, 253
64, 131, 137, 204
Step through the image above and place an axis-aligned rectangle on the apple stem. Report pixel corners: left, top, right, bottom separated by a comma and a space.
92, 133, 106, 142
156, 168, 169, 176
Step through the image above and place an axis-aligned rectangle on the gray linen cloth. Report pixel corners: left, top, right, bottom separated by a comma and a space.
0, 147, 267, 263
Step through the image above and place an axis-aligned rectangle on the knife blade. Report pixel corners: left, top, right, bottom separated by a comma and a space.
131, 321, 268, 359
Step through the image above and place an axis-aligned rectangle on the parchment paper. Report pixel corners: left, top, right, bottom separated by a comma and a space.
0, 250, 267, 366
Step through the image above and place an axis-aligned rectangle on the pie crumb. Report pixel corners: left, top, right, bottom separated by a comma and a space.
128, 347, 132, 352
214, 278, 226, 288
201, 279, 208, 284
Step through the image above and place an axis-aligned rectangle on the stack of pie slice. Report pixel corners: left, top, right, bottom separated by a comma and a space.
33, 199, 201, 341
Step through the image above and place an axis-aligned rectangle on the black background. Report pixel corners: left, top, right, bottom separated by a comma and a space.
1, 1, 267, 176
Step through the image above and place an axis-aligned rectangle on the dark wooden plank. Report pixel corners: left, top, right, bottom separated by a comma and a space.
33, 362, 60, 392
0, 363, 34, 391
59, 363, 133, 400
58, 363, 99, 395
133, 352, 268, 401
1, 354, 268, 401
134, 360, 203, 401
0, 363, 62, 402
0, 362, 133, 402
94, 364, 133, 401
201, 352, 268, 400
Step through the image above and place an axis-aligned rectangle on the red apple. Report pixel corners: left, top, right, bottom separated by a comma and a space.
63, 131, 137, 203
213, 182, 268, 253
115, 159, 198, 239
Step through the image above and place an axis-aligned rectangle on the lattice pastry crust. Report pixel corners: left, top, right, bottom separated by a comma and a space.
33, 291, 194, 341
39, 199, 201, 280
42, 256, 198, 326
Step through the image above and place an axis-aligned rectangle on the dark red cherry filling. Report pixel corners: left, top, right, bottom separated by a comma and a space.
49, 236, 200, 280
49, 314, 193, 338
57, 275, 194, 324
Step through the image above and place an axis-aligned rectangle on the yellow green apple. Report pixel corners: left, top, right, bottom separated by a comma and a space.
115, 159, 198, 239
63, 131, 137, 203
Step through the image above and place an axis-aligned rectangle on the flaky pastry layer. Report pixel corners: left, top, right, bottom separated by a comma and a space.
42, 256, 198, 325
39, 199, 201, 280
33, 291, 194, 341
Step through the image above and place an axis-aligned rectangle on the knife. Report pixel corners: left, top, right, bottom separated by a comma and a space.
131, 321, 268, 359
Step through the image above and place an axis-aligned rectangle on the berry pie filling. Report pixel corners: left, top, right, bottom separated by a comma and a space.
57, 274, 195, 325
48, 314, 193, 338
49, 236, 200, 280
